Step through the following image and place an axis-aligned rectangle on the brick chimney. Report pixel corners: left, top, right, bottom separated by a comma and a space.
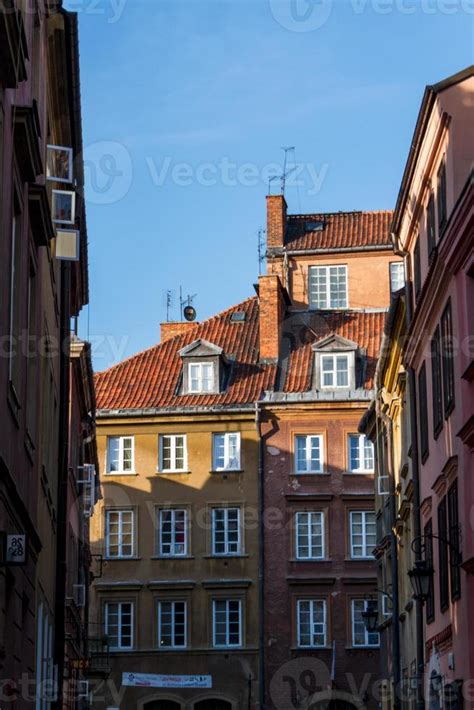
266, 194, 287, 249
160, 321, 198, 343
258, 274, 287, 362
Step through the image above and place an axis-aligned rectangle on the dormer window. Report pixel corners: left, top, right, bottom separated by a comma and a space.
320, 353, 350, 388
189, 362, 214, 393
179, 339, 226, 395
312, 334, 359, 391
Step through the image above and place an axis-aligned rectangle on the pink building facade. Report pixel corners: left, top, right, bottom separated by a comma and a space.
392, 66, 474, 706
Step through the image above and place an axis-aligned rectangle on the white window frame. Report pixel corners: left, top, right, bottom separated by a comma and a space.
319, 352, 353, 389
348, 434, 375, 473
297, 599, 327, 648
352, 599, 380, 647
211, 507, 241, 556
309, 265, 348, 309
350, 511, 376, 559
159, 508, 188, 557
389, 261, 405, 293
104, 601, 134, 651
295, 511, 325, 560
212, 432, 241, 471
159, 434, 187, 472
158, 600, 187, 649
188, 361, 215, 393
294, 434, 324, 474
105, 509, 135, 559
106, 436, 134, 474
212, 599, 242, 648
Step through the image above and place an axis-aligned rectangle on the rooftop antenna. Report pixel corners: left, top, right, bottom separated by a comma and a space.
257, 228, 266, 275
180, 286, 197, 322
162, 289, 176, 322
268, 146, 297, 196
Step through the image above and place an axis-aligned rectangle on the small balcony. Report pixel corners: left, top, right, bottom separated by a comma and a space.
86, 637, 110, 678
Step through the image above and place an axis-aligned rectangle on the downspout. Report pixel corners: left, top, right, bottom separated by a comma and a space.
378, 408, 401, 709
255, 402, 265, 710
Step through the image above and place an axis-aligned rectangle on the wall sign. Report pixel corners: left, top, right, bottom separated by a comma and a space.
122, 673, 212, 689
6, 534, 27, 565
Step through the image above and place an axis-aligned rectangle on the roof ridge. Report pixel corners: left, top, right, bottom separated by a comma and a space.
288, 209, 393, 219
96, 295, 257, 377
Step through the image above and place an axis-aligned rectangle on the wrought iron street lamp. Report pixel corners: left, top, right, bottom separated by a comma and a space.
408, 559, 434, 602
361, 601, 379, 633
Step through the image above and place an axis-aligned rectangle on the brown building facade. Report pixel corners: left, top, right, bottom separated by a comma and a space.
260, 197, 401, 710
0, 3, 96, 708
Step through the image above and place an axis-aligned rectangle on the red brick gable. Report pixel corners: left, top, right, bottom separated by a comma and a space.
284, 210, 393, 251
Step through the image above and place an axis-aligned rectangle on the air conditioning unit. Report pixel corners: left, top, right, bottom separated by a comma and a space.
73, 584, 86, 608
77, 680, 90, 699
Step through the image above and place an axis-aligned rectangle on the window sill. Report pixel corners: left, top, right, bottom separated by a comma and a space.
210, 469, 243, 474
105, 556, 141, 561
344, 471, 374, 476
290, 471, 330, 477
291, 645, 331, 651
347, 645, 380, 650
104, 471, 138, 476
290, 558, 331, 563
157, 470, 191, 475
206, 554, 248, 560
151, 555, 195, 560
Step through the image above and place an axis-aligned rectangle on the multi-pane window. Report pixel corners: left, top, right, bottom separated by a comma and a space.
159, 509, 187, 556
158, 601, 187, 649
320, 354, 350, 389
438, 497, 449, 612
448, 481, 461, 601
104, 602, 133, 650
309, 265, 348, 309
295, 512, 324, 559
188, 362, 214, 393
352, 599, 379, 647
105, 510, 134, 558
418, 363, 429, 462
389, 262, 405, 293
295, 435, 323, 474
160, 435, 187, 472
350, 511, 376, 559
427, 193, 436, 260
106, 436, 134, 473
441, 301, 455, 416
348, 434, 374, 473
431, 327, 443, 437
213, 599, 242, 648
213, 432, 241, 471
437, 161, 447, 232
297, 599, 327, 647
212, 508, 241, 555
414, 237, 421, 299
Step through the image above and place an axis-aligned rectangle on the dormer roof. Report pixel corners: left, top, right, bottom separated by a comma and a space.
178, 339, 224, 358
312, 333, 359, 352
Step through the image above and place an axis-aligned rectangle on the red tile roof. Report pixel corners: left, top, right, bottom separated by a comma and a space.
95, 298, 276, 411
282, 310, 386, 392
95, 300, 386, 412
285, 210, 393, 251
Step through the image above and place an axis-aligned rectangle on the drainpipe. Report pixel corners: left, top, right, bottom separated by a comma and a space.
255, 402, 265, 710
378, 409, 401, 709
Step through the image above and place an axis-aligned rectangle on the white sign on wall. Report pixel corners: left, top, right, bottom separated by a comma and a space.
122, 673, 212, 689
6, 534, 27, 565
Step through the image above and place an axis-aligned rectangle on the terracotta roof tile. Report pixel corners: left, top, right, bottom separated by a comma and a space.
285, 210, 393, 251
95, 298, 276, 411
282, 310, 386, 392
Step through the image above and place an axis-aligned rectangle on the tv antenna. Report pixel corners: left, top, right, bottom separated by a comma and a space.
257, 228, 266, 275
180, 287, 197, 322
162, 289, 176, 322
268, 146, 297, 196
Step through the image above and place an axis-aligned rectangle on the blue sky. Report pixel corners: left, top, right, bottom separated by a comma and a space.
68, 0, 473, 370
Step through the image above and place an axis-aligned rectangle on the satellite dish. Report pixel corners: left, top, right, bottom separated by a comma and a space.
183, 305, 197, 322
